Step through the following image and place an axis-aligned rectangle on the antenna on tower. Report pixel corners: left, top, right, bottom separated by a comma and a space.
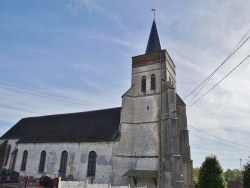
151, 9, 156, 20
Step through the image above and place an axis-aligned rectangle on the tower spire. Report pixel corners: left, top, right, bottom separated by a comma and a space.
145, 18, 161, 54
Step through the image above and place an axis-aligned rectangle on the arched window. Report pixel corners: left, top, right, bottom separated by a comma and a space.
10, 149, 18, 171
151, 74, 155, 90
59, 151, 68, 175
21, 150, 28, 171
38, 150, 46, 172
87, 151, 97, 177
141, 76, 146, 93
4, 145, 11, 166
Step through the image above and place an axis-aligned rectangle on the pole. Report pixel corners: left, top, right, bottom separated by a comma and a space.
24, 176, 28, 188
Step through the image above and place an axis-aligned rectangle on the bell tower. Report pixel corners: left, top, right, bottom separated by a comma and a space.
114, 20, 193, 188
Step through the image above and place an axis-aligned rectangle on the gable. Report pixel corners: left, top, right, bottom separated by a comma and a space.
1, 107, 121, 143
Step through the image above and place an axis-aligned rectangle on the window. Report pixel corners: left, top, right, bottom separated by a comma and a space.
21, 150, 28, 171
38, 150, 46, 172
87, 151, 97, 177
4, 145, 11, 166
141, 76, 146, 92
59, 151, 68, 175
10, 149, 18, 171
151, 74, 155, 90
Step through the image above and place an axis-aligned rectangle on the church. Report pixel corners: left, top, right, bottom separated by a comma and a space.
0, 20, 194, 188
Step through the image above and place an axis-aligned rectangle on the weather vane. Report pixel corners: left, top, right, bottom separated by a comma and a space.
151, 9, 156, 20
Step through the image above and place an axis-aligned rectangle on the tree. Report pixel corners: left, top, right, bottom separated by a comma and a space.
224, 168, 239, 181
198, 155, 226, 188
243, 157, 250, 188
193, 167, 200, 188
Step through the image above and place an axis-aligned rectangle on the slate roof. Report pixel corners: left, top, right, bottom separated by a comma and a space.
145, 20, 161, 54
1, 107, 121, 143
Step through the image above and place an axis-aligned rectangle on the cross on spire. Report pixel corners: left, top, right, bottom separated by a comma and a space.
151, 9, 156, 20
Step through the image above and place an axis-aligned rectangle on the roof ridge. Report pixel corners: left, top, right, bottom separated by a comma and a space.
22, 107, 122, 120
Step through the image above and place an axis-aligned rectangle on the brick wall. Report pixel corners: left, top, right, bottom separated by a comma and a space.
132, 50, 166, 68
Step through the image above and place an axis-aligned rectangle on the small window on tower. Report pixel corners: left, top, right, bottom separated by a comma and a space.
151, 74, 155, 90
141, 76, 146, 93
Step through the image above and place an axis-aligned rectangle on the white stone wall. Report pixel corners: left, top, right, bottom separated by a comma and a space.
121, 96, 159, 124
120, 96, 134, 124
132, 63, 162, 95
165, 51, 176, 85
14, 142, 116, 183
133, 96, 159, 123
115, 122, 158, 156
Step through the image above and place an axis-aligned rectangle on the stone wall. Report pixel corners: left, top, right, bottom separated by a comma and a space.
176, 94, 194, 188
14, 142, 117, 183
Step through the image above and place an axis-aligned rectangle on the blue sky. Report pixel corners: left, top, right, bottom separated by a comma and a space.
1, 0, 250, 171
